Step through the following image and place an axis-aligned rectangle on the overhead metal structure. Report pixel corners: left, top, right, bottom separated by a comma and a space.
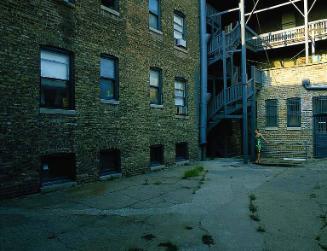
207, 0, 319, 163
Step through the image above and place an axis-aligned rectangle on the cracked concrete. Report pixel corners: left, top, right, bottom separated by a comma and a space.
0, 158, 327, 251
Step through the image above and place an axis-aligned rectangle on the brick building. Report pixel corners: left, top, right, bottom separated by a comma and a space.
0, 0, 201, 198
205, 0, 327, 160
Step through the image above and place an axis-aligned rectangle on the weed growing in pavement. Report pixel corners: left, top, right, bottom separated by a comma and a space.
158, 242, 178, 251
249, 193, 256, 201
202, 234, 215, 246
257, 226, 266, 233
250, 214, 260, 222
183, 166, 204, 179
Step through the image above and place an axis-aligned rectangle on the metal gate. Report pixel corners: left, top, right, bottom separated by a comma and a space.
313, 97, 327, 158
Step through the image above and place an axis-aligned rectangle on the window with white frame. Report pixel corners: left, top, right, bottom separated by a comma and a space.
150, 68, 162, 105
149, 0, 161, 30
174, 13, 185, 41
100, 56, 118, 101
175, 79, 187, 115
40, 49, 73, 109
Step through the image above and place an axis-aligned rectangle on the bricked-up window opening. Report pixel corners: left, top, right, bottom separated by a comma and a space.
150, 145, 164, 166
40, 49, 74, 109
175, 79, 188, 115
101, 0, 119, 11
265, 99, 278, 127
100, 56, 119, 101
174, 12, 185, 40
287, 98, 301, 127
176, 142, 189, 161
40, 153, 76, 186
150, 68, 162, 105
99, 150, 121, 176
149, 0, 161, 30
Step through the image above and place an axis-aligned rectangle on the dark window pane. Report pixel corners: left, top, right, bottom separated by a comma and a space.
101, 0, 118, 10
150, 86, 160, 104
266, 99, 278, 127
100, 78, 115, 100
176, 143, 188, 161
149, 13, 159, 29
41, 153, 76, 185
100, 150, 121, 175
150, 145, 164, 166
41, 78, 70, 108
287, 98, 301, 127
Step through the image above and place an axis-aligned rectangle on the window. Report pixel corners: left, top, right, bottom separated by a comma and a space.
265, 99, 278, 127
40, 49, 73, 109
287, 98, 301, 127
176, 143, 188, 161
99, 150, 121, 176
64, 0, 75, 4
175, 79, 187, 115
150, 68, 162, 105
41, 153, 76, 185
100, 56, 118, 101
149, 0, 160, 30
174, 13, 185, 42
150, 145, 164, 166
101, 0, 119, 11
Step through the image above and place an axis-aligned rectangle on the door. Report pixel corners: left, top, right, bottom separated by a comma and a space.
313, 97, 327, 158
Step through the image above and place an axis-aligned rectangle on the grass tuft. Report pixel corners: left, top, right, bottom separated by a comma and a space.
183, 166, 204, 179
249, 193, 256, 201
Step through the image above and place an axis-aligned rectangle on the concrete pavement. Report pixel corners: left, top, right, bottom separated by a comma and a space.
0, 159, 326, 251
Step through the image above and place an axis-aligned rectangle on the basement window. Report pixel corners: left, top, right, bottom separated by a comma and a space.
150, 145, 164, 166
99, 149, 121, 176
41, 153, 76, 186
176, 142, 189, 161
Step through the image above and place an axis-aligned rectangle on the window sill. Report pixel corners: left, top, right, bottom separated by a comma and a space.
150, 104, 164, 109
287, 127, 302, 130
149, 27, 163, 35
99, 172, 122, 181
174, 45, 188, 53
175, 115, 189, 119
150, 165, 165, 172
100, 5, 120, 16
39, 108, 77, 115
100, 99, 120, 105
265, 127, 278, 131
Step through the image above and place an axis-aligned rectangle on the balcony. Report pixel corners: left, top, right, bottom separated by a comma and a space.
249, 19, 327, 51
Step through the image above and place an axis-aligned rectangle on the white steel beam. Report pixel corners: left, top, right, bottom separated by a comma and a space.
245, 0, 302, 16
304, 0, 309, 63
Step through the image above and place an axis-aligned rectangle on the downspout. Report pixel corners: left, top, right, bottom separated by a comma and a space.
303, 79, 327, 90
199, 0, 208, 160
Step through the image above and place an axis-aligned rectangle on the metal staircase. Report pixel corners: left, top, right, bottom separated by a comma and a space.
207, 67, 263, 133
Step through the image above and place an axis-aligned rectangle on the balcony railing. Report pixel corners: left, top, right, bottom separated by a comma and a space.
249, 19, 327, 50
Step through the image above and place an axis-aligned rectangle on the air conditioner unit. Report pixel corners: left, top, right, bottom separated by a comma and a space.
176, 39, 187, 48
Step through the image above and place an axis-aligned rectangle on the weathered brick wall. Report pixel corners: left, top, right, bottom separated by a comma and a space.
257, 62, 327, 159
0, 0, 200, 198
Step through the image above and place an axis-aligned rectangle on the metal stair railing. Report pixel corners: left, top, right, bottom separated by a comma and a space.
208, 23, 241, 62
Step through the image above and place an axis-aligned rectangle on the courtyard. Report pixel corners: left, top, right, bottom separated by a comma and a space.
0, 159, 326, 251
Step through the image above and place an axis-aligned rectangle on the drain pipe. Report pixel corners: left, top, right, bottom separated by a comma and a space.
199, 0, 208, 160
